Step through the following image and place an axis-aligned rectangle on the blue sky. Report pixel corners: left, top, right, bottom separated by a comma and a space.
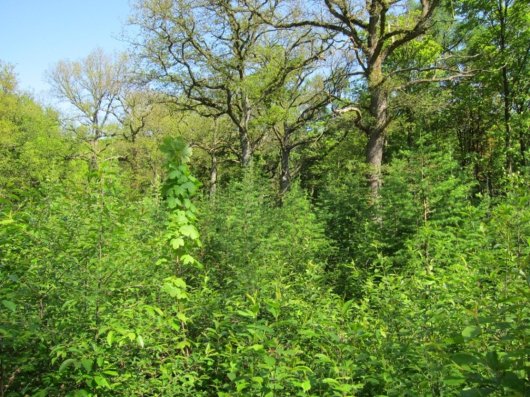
0, 0, 133, 99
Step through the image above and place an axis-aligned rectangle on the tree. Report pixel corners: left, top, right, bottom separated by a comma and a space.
181, 114, 235, 197
48, 48, 128, 167
131, 0, 328, 167
0, 61, 17, 94
0, 64, 69, 206
455, 0, 529, 178
112, 88, 168, 190
249, 0, 464, 196
266, 80, 336, 197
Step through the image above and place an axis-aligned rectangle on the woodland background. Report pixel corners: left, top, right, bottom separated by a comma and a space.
0, 0, 529, 396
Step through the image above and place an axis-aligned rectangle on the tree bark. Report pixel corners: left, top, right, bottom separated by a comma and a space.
498, 0, 512, 174
209, 153, 218, 197
239, 128, 252, 167
366, 128, 385, 196
279, 145, 291, 197
366, 60, 388, 198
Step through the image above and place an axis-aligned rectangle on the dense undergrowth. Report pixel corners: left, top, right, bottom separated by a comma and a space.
1, 0, 529, 393
1, 128, 528, 395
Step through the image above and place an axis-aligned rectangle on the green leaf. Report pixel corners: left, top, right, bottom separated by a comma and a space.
176, 340, 190, 350
167, 197, 177, 209
462, 325, 481, 339
2, 300, 16, 312
93, 375, 110, 388
59, 358, 77, 372
263, 355, 276, 367
171, 277, 187, 288
443, 375, 466, 386
179, 224, 199, 239
171, 237, 185, 249
182, 181, 197, 194
484, 351, 502, 370
168, 170, 180, 179
81, 358, 93, 373
500, 371, 526, 393
180, 254, 195, 264
315, 353, 332, 363
136, 335, 144, 348
177, 312, 188, 323
107, 331, 114, 347
452, 352, 479, 366
236, 380, 249, 392
169, 321, 180, 332
295, 379, 311, 392
236, 309, 256, 319
174, 186, 186, 198
322, 378, 340, 386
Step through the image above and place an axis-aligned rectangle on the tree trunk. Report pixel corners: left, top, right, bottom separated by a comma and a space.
502, 64, 512, 173
366, 60, 388, 198
279, 145, 291, 197
239, 128, 252, 167
89, 139, 99, 171
499, 0, 512, 174
366, 128, 385, 195
239, 91, 253, 167
520, 133, 527, 168
209, 153, 218, 197
130, 144, 140, 191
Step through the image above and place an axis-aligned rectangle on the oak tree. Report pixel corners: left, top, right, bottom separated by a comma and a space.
48, 49, 128, 167
250, 0, 451, 196
131, 0, 328, 167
